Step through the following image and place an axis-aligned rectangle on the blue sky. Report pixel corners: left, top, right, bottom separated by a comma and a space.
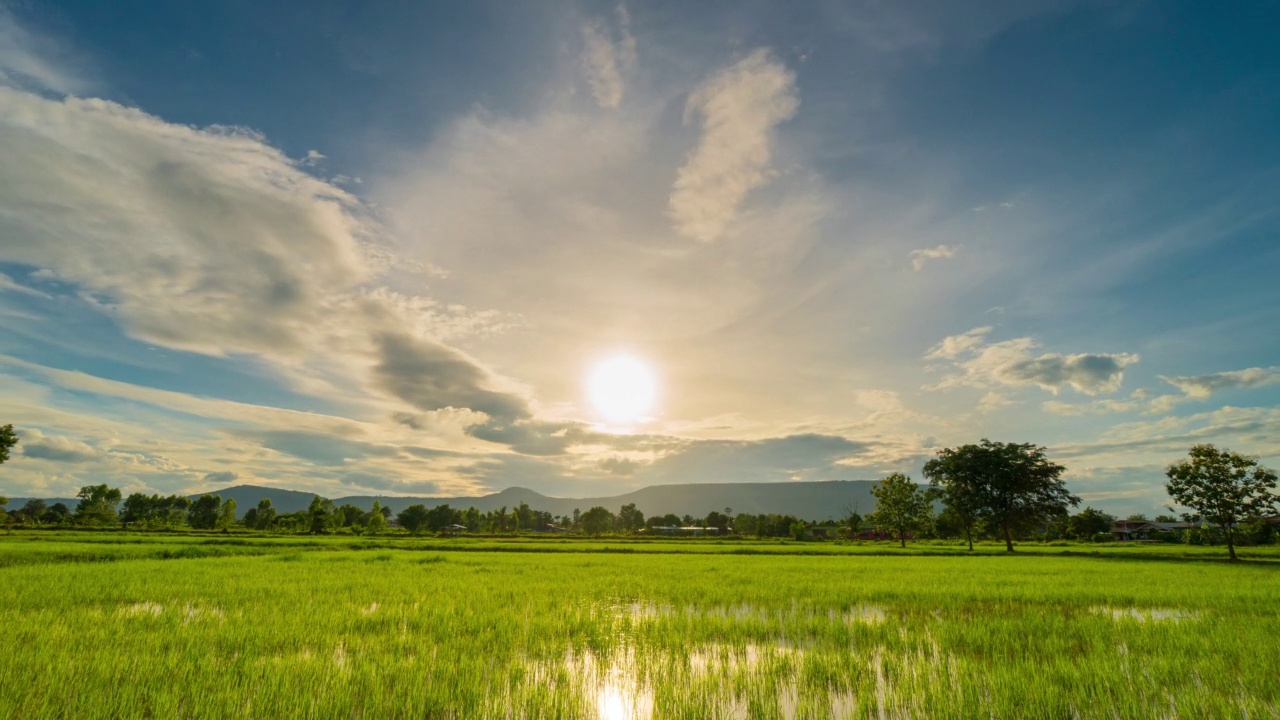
1, 0, 1277, 514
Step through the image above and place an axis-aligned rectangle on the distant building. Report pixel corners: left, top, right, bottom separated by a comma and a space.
442, 524, 468, 536
1111, 520, 1199, 541
648, 526, 720, 536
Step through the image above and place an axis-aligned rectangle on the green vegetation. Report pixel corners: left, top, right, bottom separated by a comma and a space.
1166, 443, 1279, 561
0, 531, 1277, 718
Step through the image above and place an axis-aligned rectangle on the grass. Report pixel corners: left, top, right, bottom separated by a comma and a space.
1, 531, 1277, 718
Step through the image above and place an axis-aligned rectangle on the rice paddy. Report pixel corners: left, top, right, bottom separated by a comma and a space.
1, 531, 1277, 718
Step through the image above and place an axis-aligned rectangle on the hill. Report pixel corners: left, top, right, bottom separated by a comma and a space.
232, 480, 878, 521
5, 481, 883, 521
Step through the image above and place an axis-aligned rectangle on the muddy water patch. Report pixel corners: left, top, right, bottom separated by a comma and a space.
1092, 606, 1198, 623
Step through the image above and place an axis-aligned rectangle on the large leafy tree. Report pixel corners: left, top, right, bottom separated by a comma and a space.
397, 504, 429, 534
1166, 444, 1279, 561
869, 473, 933, 548
581, 506, 615, 536
924, 440, 1078, 552
307, 495, 334, 535
253, 498, 277, 530
216, 498, 237, 530
618, 503, 645, 532
188, 494, 222, 530
1066, 507, 1115, 541
0, 424, 18, 464
74, 484, 123, 526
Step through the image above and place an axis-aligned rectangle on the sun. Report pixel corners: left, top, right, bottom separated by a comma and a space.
587, 355, 657, 426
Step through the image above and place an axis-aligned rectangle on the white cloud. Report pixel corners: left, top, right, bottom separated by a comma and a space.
909, 243, 959, 270
669, 49, 799, 242
0, 8, 86, 96
580, 5, 637, 110
926, 331, 1139, 395
1159, 366, 1280, 399
924, 326, 991, 360
0, 272, 49, 298
978, 392, 1018, 412
18, 428, 104, 463
0, 87, 373, 359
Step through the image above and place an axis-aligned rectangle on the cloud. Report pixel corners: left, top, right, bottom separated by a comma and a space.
924, 326, 991, 360
926, 330, 1139, 395
19, 430, 104, 463
1000, 350, 1138, 395
202, 471, 238, 484
250, 430, 400, 467
669, 49, 799, 242
1159, 366, 1280, 399
0, 7, 85, 95
599, 456, 641, 476
1053, 406, 1280, 461
0, 88, 377, 359
370, 331, 530, 422
340, 472, 439, 496
635, 433, 872, 484
977, 392, 1018, 412
0, 272, 50, 298
1042, 394, 1148, 416
909, 244, 959, 270
580, 6, 636, 109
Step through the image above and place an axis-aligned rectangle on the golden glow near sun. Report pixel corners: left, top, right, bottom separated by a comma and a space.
587, 355, 657, 426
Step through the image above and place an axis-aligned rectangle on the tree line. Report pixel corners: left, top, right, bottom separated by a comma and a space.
2, 426, 1276, 559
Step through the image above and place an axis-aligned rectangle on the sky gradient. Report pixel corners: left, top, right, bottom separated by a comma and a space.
1, 0, 1277, 515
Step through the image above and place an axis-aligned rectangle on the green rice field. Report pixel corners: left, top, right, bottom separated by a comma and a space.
1, 531, 1277, 719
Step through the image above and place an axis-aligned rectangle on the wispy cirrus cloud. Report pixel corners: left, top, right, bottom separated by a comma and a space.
580, 5, 636, 110
669, 49, 799, 243
1159, 366, 1280, 399
909, 244, 959, 270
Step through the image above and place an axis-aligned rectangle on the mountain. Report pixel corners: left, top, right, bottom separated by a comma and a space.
224, 480, 879, 520
5, 481, 882, 521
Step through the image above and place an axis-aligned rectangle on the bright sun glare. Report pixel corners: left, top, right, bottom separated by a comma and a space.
587, 356, 657, 426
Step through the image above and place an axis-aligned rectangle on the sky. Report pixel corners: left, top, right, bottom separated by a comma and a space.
0, 0, 1277, 515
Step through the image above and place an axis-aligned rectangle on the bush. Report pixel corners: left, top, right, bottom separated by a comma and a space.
1091, 532, 1113, 543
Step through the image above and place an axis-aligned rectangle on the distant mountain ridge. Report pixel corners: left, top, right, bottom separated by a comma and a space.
6, 481, 882, 521
212, 481, 879, 521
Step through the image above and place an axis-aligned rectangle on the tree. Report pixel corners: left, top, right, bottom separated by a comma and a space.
1126, 513, 1148, 522
333, 504, 364, 528
188, 494, 222, 530
1166, 444, 1279, 561
397, 505, 430, 534
868, 473, 932, 548
366, 501, 387, 534
924, 440, 1078, 552
426, 504, 460, 532
74, 484, 122, 526
253, 499, 277, 530
120, 493, 152, 528
17, 499, 47, 526
618, 503, 645, 532
1066, 507, 1115, 541
704, 510, 730, 532
923, 449, 985, 551
0, 424, 17, 464
216, 498, 237, 530
731, 513, 757, 536
307, 496, 334, 535
44, 503, 71, 525
581, 506, 614, 536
